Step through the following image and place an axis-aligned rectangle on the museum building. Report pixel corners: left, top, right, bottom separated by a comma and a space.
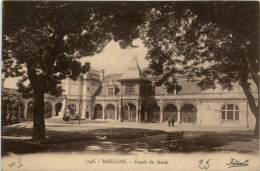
2, 57, 257, 128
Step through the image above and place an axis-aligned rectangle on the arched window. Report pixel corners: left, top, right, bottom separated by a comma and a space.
221, 104, 239, 120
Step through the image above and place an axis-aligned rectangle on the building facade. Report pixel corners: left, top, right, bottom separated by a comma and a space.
2, 58, 258, 128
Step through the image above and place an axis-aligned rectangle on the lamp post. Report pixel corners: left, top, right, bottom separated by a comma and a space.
192, 107, 196, 126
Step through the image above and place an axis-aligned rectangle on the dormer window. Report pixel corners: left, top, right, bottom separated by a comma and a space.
126, 85, 135, 95
108, 87, 114, 96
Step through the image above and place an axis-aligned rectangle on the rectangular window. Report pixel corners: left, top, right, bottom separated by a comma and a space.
131, 86, 135, 94
126, 85, 135, 95
108, 88, 114, 96
235, 111, 239, 120
227, 111, 233, 120
222, 111, 226, 119
126, 86, 131, 95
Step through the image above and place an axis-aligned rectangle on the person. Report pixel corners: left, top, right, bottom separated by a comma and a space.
65, 108, 70, 122
172, 118, 175, 127
167, 116, 172, 127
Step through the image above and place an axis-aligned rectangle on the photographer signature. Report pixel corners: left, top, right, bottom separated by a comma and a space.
8, 158, 23, 168
226, 158, 249, 168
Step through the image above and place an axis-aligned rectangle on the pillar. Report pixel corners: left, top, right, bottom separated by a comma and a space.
51, 103, 56, 117
115, 105, 118, 120
128, 106, 131, 121
160, 107, 163, 123
102, 105, 105, 120
177, 108, 181, 124
24, 102, 28, 119
118, 102, 122, 121
136, 101, 139, 123
144, 105, 148, 122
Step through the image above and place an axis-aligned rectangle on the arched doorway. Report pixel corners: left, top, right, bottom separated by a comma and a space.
163, 104, 178, 122
150, 104, 160, 123
94, 104, 103, 119
55, 103, 62, 116
105, 104, 115, 119
180, 104, 197, 124
44, 102, 52, 118
122, 103, 136, 122
27, 101, 34, 119
122, 105, 129, 121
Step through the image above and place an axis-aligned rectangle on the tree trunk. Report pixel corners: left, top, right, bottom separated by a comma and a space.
241, 81, 259, 138
254, 114, 259, 138
32, 86, 45, 139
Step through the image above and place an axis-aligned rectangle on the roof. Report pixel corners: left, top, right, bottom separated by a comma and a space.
119, 57, 150, 82
2, 88, 19, 95
178, 80, 201, 94
103, 73, 123, 82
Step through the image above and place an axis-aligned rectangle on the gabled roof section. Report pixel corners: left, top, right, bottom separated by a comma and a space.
103, 73, 123, 82
119, 57, 149, 81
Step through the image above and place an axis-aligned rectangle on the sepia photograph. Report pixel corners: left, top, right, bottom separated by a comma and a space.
1, 1, 259, 171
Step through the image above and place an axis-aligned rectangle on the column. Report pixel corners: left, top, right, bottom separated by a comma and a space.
118, 102, 122, 121
177, 108, 181, 124
128, 106, 131, 121
24, 102, 28, 119
102, 106, 105, 120
115, 105, 118, 120
91, 104, 94, 120
144, 105, 148, 122
160, 107, 163, 123
51, 103, 55, 118
136, 100, 139, 123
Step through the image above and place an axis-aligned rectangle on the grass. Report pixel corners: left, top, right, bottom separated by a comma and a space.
1, 123, 258, 156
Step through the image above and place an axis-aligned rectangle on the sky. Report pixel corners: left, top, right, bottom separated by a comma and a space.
80, 39, 149, 75
3, 39, 149, 89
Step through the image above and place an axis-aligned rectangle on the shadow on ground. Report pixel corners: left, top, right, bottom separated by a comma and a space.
2, 126, 258, 156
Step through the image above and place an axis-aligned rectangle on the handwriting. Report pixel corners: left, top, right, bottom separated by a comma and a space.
8, 162, 15, 167
17, 158, 23, 168
226, 158, 249, 168
197, 159, 211, 170
8, 158, 23, 168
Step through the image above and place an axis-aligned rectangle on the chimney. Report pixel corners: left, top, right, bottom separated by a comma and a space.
100, 70, 105, 81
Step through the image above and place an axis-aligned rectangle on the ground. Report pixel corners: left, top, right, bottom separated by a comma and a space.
1, 119, 259, 171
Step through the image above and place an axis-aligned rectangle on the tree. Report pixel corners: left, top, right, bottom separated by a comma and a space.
2, 1, 147, 139
139, 2, 259, 137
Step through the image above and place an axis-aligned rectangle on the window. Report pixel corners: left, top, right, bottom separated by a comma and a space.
221, 104, 239, 120
108, 88, 114, 96
126, 85, 135, 95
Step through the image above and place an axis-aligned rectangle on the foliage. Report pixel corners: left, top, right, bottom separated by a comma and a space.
138, 2, 259, 136
2, 1, 148, 138
141, 2, 258, 92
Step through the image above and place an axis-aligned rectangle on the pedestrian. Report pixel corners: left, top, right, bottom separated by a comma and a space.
167, 116, 172, 127
65, 108, 70, 122
172, 118, 175, 127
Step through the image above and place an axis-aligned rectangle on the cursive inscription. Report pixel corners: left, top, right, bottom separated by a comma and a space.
8, 158, 23, 168
197, 159, 210, 170
226, 158, 249, 168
